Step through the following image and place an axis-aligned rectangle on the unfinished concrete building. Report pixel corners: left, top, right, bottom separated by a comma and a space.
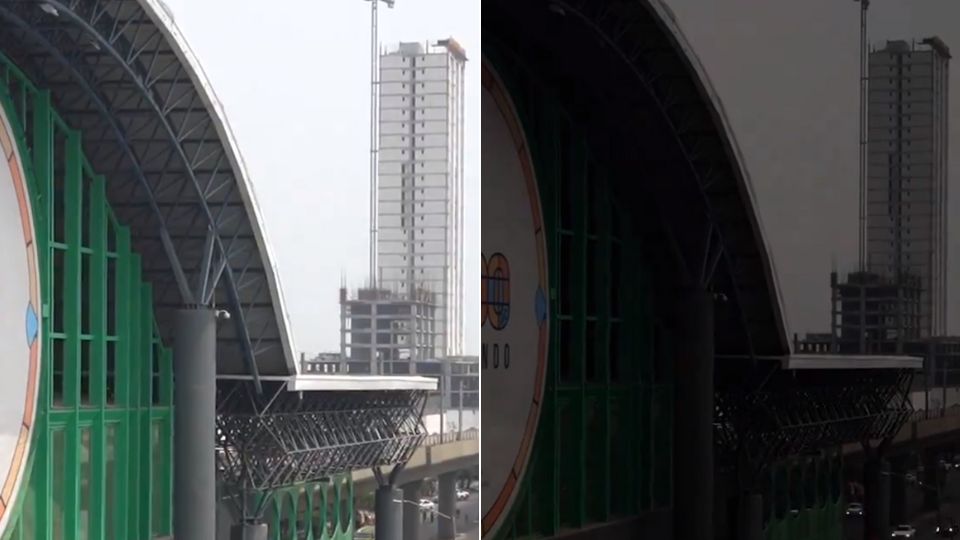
338, 287, 439, 374
829, 270, 924, 354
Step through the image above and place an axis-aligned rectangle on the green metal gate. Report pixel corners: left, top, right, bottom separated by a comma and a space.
486, 42, 672, 540
0, 53, 174, 540
0, 52, 358, 540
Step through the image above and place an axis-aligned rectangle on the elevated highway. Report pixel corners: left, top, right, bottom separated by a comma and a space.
352, 430, 479, 493
843, 406, 960, 457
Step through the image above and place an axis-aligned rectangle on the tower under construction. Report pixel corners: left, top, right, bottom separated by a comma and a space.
831, 37, 951, 352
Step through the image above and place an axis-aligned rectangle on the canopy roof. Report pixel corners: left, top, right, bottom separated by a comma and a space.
1, 0, 321, 385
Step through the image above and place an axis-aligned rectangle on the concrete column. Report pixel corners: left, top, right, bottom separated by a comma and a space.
230, 523, 268, 540
923, 451, 940, 511
438, 472, 458, 540
672, 287, 714, 540
737, 492, 763, 540
863, 455, 890, 540
173, 307, 217, 540
402, 481, 422, 540
889, 454, 908, 525
375, 485, 402, 540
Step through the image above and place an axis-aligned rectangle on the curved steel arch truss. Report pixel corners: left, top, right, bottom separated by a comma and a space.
486, 0, 789, 358
0, 0, 297, 388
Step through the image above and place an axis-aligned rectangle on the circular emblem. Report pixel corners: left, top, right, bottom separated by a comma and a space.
481, 59, 549, 538
0, 100, 41, 524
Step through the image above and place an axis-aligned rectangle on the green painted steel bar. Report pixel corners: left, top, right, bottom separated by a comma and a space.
63, 128, 82, 540
89, 174, 107, 540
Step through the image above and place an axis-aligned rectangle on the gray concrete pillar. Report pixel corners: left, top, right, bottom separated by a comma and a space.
438, 472, 457, 539
923, 451, 941, 511
672, 287, 714, 540
375, 485, 402, 540
229, 523, 268, 540
863, 456, 890, 540
402, 481, 422, 540
173, 307, 217, 540
737, 492, 763, 540
889, 454, 908, 526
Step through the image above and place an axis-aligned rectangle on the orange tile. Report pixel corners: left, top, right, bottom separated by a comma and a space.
22, 343, 38, 427
483, 472, 517, 535
0, 123, 12, 160
0, 427, 28, 504
10, 161, 32, 246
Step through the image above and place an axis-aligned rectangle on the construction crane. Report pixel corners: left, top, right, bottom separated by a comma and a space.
856, 0, 870, 273
367, 0, 396, 289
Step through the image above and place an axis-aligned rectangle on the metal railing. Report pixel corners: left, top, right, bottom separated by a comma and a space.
909, 405, 960, 422
421, 429, 479, 448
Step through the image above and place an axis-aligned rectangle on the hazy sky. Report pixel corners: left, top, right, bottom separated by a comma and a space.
664, 0, 960, 339
163, 0, 480, 355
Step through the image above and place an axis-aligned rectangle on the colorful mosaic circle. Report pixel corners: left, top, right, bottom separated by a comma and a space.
480, 60, 550, 539
0, 98, 41, 526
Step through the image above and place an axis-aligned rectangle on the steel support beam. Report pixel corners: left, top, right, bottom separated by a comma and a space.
174, 307, 217, 540
673, 287, 714, 540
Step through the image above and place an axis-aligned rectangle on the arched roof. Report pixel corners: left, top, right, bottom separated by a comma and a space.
0, 0, 296, 381
485, 0, 790, 357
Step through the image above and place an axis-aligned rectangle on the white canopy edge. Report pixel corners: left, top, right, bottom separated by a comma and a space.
783, 354, 923, 370
217, 374, 439, 392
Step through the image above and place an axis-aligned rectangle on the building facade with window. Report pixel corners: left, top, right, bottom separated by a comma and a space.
378, 39, 467, 359
866, 38, 951, 336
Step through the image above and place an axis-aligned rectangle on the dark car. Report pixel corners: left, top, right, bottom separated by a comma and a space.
936, 522, 958, 538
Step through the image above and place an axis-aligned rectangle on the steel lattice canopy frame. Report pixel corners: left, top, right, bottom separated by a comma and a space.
216, 377, 432, 493
0, 0, 334, 386
715, 357, 920, 479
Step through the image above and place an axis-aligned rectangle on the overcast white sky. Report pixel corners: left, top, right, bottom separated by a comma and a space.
665, 0, 960, 339
163, 0, 480, 356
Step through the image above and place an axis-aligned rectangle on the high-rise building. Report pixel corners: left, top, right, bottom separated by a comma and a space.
377, 39, 467, 357
866, 37, 950, 337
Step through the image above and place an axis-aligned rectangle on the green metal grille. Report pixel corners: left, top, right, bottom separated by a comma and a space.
486, 42, 671, 540
256, 476, 354, 540
0, 54, 174, 540
763, 453, 843, 540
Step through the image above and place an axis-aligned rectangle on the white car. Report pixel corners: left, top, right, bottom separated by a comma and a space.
419, 499, 436, 511
845, 503, 863, 517
892, 524, 916, 538
457, 489, 470, 501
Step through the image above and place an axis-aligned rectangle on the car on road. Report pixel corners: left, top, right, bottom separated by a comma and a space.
457, 489, 470, 501
419, 499, 436, 511
844, 502, 863, 517
891, 524, 916, 538
937, 522, 959, 538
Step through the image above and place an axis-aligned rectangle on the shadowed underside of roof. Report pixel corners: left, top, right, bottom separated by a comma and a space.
0, 0, 295, 377
485, 0, 790, 358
